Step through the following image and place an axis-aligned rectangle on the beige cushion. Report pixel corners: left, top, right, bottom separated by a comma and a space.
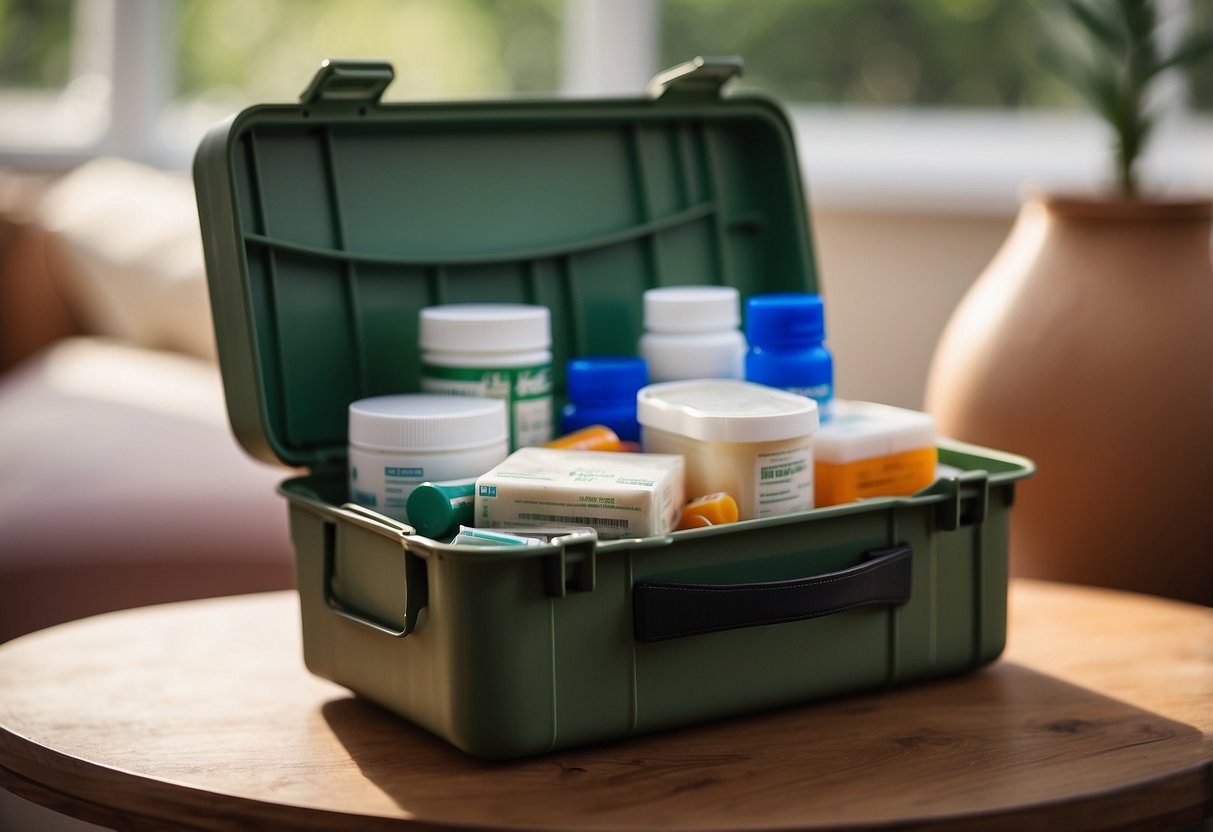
0, 338, 295, 641
36, 157, 217, 362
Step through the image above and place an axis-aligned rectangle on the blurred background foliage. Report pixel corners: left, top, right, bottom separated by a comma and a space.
0, 0, 73, 88
174, 0, 562, 105
661, 0, 1210, 111
0, 0, 1209, 111
663, 0, 1069, 107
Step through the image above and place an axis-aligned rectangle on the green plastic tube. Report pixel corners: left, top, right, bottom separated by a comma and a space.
406, 479, 477, 538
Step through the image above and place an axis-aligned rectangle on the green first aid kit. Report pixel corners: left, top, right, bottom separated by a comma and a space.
194, 57, 1034, 759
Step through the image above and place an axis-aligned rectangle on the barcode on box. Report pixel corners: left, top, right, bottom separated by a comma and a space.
518, 513, 629, 529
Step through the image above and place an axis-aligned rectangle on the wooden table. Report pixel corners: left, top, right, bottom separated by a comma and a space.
0, 580, 1209, 832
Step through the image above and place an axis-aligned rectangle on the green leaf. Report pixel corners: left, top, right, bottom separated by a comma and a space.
1073, 60, 1126, 127
1134, 112, 1155, 148
1062, 0, 1128, 53
1116, 0, 1156, 46
1039, 40, 1088, 87
1149, 30, 1213, 78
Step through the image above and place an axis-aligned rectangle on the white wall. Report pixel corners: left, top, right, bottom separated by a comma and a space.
810, 208, 1016, 410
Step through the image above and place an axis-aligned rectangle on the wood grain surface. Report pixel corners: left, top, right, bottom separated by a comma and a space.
0, 579, 1210, 832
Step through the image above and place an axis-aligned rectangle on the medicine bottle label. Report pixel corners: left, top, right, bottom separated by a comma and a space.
421, 363, 553, 449
349, 462, 423, 522
754, 444, 814, 517
785, 382, 832, 403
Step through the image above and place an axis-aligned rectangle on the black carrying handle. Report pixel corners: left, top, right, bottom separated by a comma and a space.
633, 544, 912, 642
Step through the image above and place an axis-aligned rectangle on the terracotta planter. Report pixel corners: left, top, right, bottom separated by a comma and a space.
925, 195, 1213, 605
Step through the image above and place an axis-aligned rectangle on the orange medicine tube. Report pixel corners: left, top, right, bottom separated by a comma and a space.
541, 424, 623, 452
677, 492, 740, 530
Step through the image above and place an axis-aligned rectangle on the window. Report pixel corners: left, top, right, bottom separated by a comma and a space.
659, 0, 1213, 210
2, 0, 1209, 210
0, 0, 562, 167
0, 0, 73, 89
661, 0, 1212, 112
0, 0, 107, 150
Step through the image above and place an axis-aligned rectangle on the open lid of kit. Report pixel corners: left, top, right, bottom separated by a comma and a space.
194, 57, 819, 471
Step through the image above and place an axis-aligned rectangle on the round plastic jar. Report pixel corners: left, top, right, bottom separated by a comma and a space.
637, 379, 819, 520
638, 286, 746, 382
560, 355, 649, 442
419, 304, 553, 449
745, 293, 834, 420
347, 394, 508, 525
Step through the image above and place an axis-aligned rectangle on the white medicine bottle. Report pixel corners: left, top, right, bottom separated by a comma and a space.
419, 303, 553, 450
638, 286, 746, 382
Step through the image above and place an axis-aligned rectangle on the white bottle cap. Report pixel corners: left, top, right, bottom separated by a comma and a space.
637, 379, 819, 443
348, 395, 508, 452
643, 286, 741, 334
420, 304, 551, 353
639, 330, 746, 382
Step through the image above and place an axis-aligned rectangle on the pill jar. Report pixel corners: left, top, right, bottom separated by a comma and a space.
638, 379, 819, 520
638, 286, 746, 382
745, 293, 834, 420
348, 394, 508, 524
419, 304, 553, 449
560, 355, 648, 441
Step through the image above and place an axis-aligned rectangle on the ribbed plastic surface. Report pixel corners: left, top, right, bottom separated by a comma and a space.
643, 286, 741, 333
348, 395, 507, 452
420, 304, 551, 354
566, 356, 648, 404
193, 68, 815, 468
746, 293, 825, 346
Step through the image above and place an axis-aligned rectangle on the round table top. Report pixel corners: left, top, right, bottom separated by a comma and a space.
0, 579, 1210, 832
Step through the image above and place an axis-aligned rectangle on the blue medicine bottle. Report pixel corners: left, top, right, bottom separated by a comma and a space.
745, 293, 834, 419
561, 356, 648, 442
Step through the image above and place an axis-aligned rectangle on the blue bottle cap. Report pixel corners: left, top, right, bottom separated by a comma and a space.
745, 293, 825, 347
566, 356, 649, 405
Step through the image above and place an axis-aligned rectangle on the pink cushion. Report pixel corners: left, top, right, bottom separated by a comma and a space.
0, 339, 296, 641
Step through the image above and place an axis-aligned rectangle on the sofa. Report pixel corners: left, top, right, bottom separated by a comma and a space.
0, 159, 296, 643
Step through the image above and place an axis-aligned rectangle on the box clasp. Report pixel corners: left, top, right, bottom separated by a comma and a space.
542, 530, 599, 598
300, 58, 395, 106
932, 471, 990, 531
647, 55, 743, 101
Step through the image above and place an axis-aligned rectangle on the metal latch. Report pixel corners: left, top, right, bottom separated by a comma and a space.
300, 59, 395, 106
647, 55, 743, 101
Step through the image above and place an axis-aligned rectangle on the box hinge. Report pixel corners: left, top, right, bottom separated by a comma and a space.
647, 55, 743, 102
300, 59, 395, 106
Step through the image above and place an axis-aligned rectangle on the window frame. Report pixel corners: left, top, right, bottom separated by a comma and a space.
0, 0, 1209, 214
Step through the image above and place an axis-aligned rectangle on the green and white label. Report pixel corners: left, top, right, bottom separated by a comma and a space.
754, 443, 814, 517
421, 362, 553, 449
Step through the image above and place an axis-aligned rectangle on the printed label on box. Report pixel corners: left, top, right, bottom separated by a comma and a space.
754, 444, 814, 517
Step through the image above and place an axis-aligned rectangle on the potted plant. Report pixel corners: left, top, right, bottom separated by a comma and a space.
1049, 0, 1212, 196
924, 0, 1213, 605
